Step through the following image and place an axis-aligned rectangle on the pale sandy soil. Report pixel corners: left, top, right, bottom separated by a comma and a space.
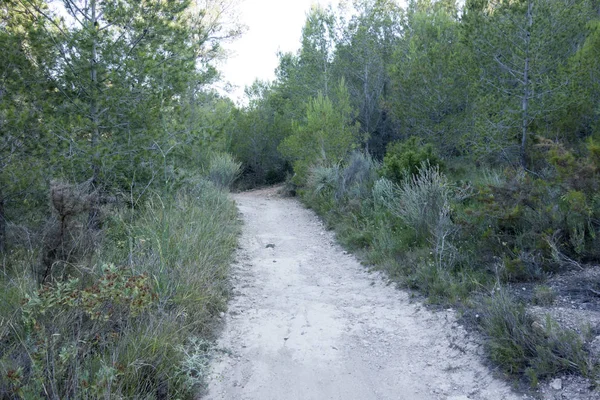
204, 187, 532, 400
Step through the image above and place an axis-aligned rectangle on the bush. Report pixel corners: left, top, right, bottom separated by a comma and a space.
479, 289, 593, 384
297, 138, 600, 387
40, 180, 99, 284
533, 285, 557, 306
279, 83, 359, 186
338, 152, 379, 202
381, 137, 443, 184
380, 163, 453, 243
306, 152, 379, 210
0, 180, 240, 398
372, 177, 396, 209
206, 153, 242, 189
453, 150, 600, 282
307, 165, 341, 199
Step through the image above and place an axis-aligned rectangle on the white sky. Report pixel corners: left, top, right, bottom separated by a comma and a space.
218, 0, 340, 103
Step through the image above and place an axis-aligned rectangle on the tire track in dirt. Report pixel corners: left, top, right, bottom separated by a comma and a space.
205, 187, 527, 400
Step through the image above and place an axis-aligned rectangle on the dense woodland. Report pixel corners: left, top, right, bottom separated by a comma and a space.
230, 0, 600, 182
1, 0, 600, 397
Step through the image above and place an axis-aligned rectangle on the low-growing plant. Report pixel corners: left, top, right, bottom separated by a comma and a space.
381, 163, 453, 243
307, 165, 341, 199
0, 179, 240, 399
479, 289, 593, 384
338, 151, 379, 202
206, 152, 242, 189
381, 137, 443, 184
178, 337, 214, 390
1, 265, 159, 399
533, 285, 557, 306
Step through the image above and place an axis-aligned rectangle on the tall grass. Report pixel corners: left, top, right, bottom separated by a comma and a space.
338, 151, 379, 201
121, 179, 239, 329
307, 164, 341, 199
0, 179, 239, 398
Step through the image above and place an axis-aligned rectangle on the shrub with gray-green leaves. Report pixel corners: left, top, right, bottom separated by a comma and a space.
479, 289, 593, 384
206, 153, 242, 190
338, 151, 379, 202
377, 163, 453, 241
307, 164, 341, 197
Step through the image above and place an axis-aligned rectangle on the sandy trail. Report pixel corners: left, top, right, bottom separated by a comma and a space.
205, 187, 525, 400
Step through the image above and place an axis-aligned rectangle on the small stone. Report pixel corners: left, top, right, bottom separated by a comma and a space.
550, 378, 562, 390
531, 321, 545, 333
266, 244, 275, 249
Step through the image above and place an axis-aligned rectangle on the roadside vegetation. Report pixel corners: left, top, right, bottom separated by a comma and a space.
0, 0, 242, 397
1, 177, 239, 398
299, 146, 599, 385
226, 0, 600, 390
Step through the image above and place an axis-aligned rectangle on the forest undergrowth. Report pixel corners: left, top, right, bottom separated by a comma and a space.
0, 156, 241, 398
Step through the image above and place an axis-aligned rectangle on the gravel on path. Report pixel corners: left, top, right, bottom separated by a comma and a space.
204, 187, 527, 400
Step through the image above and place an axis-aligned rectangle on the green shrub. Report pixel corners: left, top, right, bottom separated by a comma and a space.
307, 165, 341, 199
372, 177, 396, 209
0, 180, 239, 398
381, 137, 443, 184
297, 138, 600, 387
279, 82, 359, 186
453, 153, 600, 281
265, 168, 287, 185
338, 152, 379, 202
533, 285, 557, 306
206, 152, 242, 189
479, 289, 593, 384
0, 266, 160, 399
380, 163, 453, 243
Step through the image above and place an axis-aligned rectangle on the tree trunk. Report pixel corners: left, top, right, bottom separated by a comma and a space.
89, 0, 101, 229
363, 63, 370, 153
0, 188, 5, 253
521, 0, 533, 169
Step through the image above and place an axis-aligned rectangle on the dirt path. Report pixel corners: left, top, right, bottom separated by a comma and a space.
205, 187, 526, 400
